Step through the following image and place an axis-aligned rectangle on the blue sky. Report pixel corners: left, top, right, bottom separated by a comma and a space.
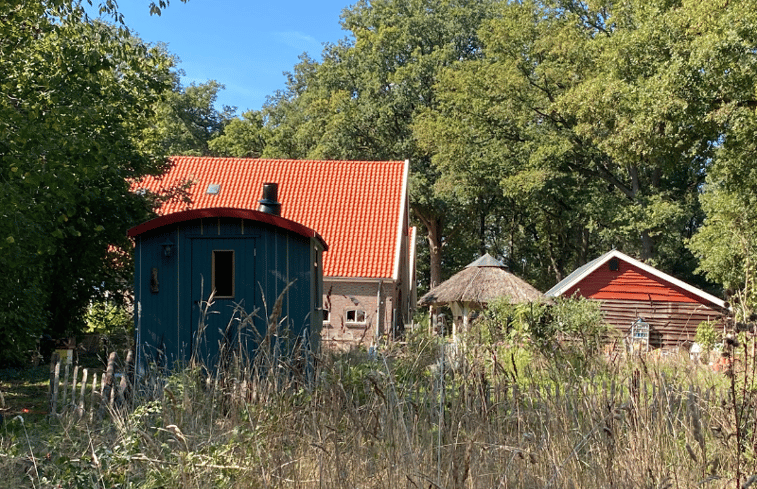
108, 0, 353, 113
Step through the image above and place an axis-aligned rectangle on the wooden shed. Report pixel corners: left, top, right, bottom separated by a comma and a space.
545, 250, 729, 349
127, 184, 328, 369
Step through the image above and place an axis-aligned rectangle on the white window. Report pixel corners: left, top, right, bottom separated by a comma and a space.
323, 309, 330, 324
345, 309, 366, 327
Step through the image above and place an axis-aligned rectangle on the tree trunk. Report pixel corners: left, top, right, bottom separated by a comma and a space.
641, 230, 653, 261
413, 206, 444, 289
479, 209, 486, 258
427, 217, 443, 289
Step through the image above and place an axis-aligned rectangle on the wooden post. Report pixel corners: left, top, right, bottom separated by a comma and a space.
89, 373, 98, 423
70, 365, 79, 410
119, 350, 134, 408
61, 363, 69, 409
99, 352, 117, 417
78, 368, 88, 419
48, 352, 60, 415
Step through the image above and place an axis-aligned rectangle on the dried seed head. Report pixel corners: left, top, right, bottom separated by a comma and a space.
685, 443, 698, 463
725, 334, 740, 348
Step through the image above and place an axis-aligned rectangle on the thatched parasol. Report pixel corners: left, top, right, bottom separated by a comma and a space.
419, 253, 542, 307
418, 253, 542, 339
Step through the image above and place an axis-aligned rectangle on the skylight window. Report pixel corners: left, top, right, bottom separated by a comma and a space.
206, 184, 221, 195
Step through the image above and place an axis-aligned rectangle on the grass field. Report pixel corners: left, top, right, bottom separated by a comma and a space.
0, 329, 752, 488
0, 366, 52, 421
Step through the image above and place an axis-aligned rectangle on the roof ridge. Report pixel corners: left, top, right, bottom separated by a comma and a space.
170, 156, 405, 164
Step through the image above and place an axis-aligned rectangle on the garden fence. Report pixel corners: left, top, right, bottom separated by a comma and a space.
47, 350, 134, 421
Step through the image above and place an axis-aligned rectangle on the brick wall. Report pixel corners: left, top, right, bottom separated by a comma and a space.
321, 280, 398, 349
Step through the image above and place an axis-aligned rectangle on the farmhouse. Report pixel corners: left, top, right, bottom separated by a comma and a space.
134, 157, 417, 349
545, 249, 729, 349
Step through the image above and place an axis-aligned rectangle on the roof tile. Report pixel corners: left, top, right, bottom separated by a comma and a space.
136, 157, 407, 279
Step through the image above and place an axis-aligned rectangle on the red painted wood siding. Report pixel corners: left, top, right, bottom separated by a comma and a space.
599, 299, 723, 348
565, 261, 703, 304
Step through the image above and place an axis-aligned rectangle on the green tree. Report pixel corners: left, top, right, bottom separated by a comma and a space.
689, 153, 757, 318
213, 0, 499, 290
684, 0, 757, 316
422, 0, 752, 287
208, 109, 267, 157
0, 2, 174, 363
148, 76, 235, 156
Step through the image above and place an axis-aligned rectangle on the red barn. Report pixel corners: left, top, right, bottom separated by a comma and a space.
545, 250, 729, 349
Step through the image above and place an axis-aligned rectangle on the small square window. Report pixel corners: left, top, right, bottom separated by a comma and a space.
212, 250, 234, 298
206, 183, 221, 195
323, 309, 330, 324
345, 309, 366, 326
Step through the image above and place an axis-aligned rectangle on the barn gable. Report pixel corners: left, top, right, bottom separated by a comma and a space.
546, 250, 728, 349
566, 261, 709, 304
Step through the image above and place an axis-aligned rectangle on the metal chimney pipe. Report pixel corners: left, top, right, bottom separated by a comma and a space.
258, 182, 281, 216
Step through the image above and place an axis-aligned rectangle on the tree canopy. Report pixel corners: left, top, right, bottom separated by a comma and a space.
210, 0, 501, 289
147, 75, 236, 156
205, 0, 757, 307
7, 0, 756, 357
0, 2, 176, 363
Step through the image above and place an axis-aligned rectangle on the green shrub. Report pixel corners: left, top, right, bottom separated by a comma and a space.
474, 296, 608, 375
694, 320, 720, 353
84, 300, 133, 356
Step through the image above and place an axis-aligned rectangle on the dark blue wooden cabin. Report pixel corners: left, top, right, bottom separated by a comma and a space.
127, 195, 327, 369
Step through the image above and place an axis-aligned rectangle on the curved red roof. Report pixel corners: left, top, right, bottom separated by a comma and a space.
133, 157, 408, 278
127, 207, 328, 250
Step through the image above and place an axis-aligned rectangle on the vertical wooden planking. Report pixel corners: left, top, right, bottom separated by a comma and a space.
49, 353, 60, 415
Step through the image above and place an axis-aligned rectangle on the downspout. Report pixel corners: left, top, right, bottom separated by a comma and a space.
376, 280, 383, 344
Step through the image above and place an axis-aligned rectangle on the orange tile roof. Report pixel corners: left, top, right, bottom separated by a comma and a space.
135, 157, 408, 279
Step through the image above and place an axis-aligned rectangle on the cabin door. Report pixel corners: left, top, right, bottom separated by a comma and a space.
189, 237, 257, 367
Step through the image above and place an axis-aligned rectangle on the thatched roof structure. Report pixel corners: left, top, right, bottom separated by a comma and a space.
418, 253, 542, 307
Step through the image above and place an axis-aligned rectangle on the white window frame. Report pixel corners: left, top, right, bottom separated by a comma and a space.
345, 308, 367, 327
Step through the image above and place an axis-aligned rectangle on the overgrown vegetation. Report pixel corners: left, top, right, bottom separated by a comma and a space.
2, 299, 756, 488
474, 296, 610, 377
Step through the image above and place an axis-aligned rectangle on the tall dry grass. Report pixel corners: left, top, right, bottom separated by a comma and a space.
1, 311, 754, 488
